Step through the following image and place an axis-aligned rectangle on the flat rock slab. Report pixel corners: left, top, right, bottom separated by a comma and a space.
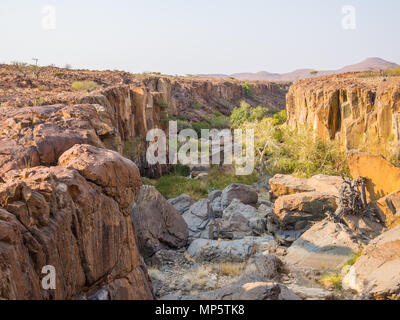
284, 220, 362, 271
187, 236, 277, 262
269, 174, 343, 199
342, 226, 400, 299
272, 192, 338, 229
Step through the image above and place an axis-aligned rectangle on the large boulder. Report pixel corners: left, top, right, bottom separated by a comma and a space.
347, 151, 400, 202
221, 184, 258, 209
269, 174, 315, 198
284, 219, 362, 271
0, 146, 153, 300
272, 192, 338, 230
131, 186, 189, 259
167, 194, 194, 215
58, 144, 141, 212
342, 226, 400, 299
187, 236, 277, 262
269, 174, 342, 199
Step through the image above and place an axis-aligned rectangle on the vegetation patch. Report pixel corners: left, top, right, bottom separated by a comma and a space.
71, 80, 101, 92
145, 166, 259, 200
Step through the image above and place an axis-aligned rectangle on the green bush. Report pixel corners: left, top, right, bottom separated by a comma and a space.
242, 82, 252, 97
192, 121, 211, 136
158, 101, 169, 109
230, 101, 251, 129
209, 114, 230, 129
243, 120, 347, 178
71, 81, 101, 92
170, 164, 191, 177
146, 166, 259, 200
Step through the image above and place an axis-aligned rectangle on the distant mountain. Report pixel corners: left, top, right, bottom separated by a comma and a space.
199, 57, 399, 81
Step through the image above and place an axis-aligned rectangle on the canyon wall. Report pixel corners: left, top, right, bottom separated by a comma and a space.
286, 74, 400, 159
0, 66, 288, 299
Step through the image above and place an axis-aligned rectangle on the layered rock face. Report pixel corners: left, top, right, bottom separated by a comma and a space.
286, 74, 400, 156
0, 145, 153, 300
0, 66, 289, 178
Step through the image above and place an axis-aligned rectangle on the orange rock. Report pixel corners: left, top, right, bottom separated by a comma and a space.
347, 151, 400, 202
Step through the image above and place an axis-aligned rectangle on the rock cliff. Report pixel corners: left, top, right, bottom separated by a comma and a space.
286, 73, 400, 158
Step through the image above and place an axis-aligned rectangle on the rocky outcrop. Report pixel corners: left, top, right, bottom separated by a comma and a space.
0, 145, 153, 300
131, 186, 189, 260
347, 151, 400, 228
342, 226, 400, 299
284, 219, 362, 271
286, 74, 400, 157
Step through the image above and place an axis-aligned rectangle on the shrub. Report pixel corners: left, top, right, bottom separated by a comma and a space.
177, 119, 192, 132
272, 110, 287, 125
384, 66, 400, 77
319, 273, 343, 291
71, 81, 100, 92
209, 114, 230, 129
230, 101, 251, 129
158, 101, 169, 109
53, 71, 65, 78
243, 120, 347, 178
192, 121, 211, 136
12, 61, 28, 77
29, 65, 42, 80
170, 164, 191, 177
310, 70, 318, 75
242, 82, 252, 97
31, 97, 46, 106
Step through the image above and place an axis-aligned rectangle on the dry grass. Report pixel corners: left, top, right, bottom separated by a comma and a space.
215, 262, 245, 277
318, 273, 343, 291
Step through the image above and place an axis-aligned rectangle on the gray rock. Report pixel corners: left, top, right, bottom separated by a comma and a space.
342, 226, 400, 299
182, 199, 212, 241
221, 184, 258, 209
284, 219, 362, 271
168, 194, 194, 215
244, 254, 286, 281
223, 199, 259, 220
187, 236, 277, 262
131, 186, 189, 259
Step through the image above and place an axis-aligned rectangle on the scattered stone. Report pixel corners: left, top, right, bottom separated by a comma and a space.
168, 194, 194, 215
182, 199, 212, 241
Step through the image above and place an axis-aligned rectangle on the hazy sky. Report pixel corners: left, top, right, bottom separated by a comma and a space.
0, 0, 398, 74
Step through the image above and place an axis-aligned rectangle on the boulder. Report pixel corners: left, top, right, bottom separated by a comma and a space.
207, 199, 267, 239
131, 185, 189, 259
372, 190, 400, 229
167, 194, 194, 215
221, 184, 258, 209
342, 226, 400, 299
208, 190, 223, 217
269, 174, 342, 199
0, 154, 153, 300
187, 236, 277, 262
269, 174, 315, 198
182, 199, 212, 241
347, 151, 400, 202
284, 219, 362, 271
58, 144, 141, 212
272, 192, 338, 229
244, 254, 286, 281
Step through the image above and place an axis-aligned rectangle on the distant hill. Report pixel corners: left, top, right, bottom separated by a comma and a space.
199, 57, 399, 81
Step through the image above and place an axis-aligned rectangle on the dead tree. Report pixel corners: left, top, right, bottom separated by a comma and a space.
329, 174, 368, 223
